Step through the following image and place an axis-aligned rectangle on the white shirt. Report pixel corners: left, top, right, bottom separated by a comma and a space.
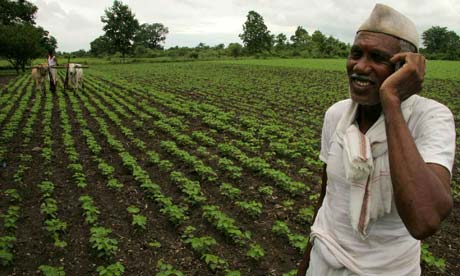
311, 96, 456, 275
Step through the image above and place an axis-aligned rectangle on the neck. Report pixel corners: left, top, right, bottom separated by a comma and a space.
357, 104, 382, 133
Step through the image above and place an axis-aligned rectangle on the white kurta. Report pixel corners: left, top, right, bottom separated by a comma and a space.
307, 95, 456, 276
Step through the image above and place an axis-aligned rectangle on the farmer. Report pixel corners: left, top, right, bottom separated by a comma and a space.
47, 50, 58, 92
297, 3, 456, 275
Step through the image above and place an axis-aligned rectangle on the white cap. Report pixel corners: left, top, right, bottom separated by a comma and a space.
357, 4, 419, 50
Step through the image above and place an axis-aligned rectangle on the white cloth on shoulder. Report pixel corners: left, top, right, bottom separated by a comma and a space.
335, 95, 417, 238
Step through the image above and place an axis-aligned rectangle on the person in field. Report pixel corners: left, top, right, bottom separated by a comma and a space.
47, 50, 58, 92
297, 4, 456, 275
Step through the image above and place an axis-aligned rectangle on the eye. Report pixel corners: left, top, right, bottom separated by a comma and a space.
370, 52, 391, 64
349, 48, 362, 59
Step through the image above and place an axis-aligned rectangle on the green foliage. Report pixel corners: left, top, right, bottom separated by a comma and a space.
235, 200, 263, 217
0, 0, 38, 25
107, 178, 124, 191
148, 240, 161, 248
239, 11, 272, 54
1, 206, 20, 230
182, 226, 216, 254
156, 260, 185, 276
246, 243, 265, 261
0, 23, 46, 73
258, 186, 273, 196
126, 206, 140, 214
282, 270, 298, 276
421, 243, 446, 272
219, 183, 241, 200
201, 253, 228, 271
422, 26, 460, 60
272, 220, 308, 252
101, 0, 140, 59
132, 214, 147, 230
89, 227, 118, 258
0, 236, 16, 266
40, 198, 58, 218
134, 23, 169, 50
4, 189, 21, 202
38, 265, 65, 276
97, 262, 125, 276
79, 196, 100, 225
298, 206, 315, 224
202, 205, 250, 245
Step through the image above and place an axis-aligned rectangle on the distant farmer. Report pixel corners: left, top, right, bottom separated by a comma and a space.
47, 50, 58, 92
298, 3, 455, 275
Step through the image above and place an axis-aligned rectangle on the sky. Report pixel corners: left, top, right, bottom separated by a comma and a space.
32, 0, 460, 52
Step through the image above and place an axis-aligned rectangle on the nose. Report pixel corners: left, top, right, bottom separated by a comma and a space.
352, 57, 372, 75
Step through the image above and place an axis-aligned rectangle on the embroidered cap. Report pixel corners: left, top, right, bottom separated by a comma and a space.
357, 3, 419, 51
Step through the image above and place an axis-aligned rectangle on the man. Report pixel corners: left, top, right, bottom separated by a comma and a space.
47, 50, 58, 92
298, 4, 455, 275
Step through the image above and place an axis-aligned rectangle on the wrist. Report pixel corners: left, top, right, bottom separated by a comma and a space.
380, 88, 401, 109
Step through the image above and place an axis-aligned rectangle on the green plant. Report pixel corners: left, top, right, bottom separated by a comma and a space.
298, 206, 315, 224
38, 265, 65, 276
1, 206, 20, 230
148, 240, 161, 248
235, 200, 263, 217
89, 227, 118, 257
132, 214, 147, 230
156, 260, 185, 276
79, 196, 100, 225
107, 178, 124, 191
282, 270, 297, 276
201, 253, 228, 271
97, 262, 125, 276
421, 243, 446, 272
0, 236, 16, 266
38, 181, 54, 198
219, 183, 241, 200
282, 199, 295, 211
4, 189, 21, 202
246, 243, 265, 260
258, 186, 273, 196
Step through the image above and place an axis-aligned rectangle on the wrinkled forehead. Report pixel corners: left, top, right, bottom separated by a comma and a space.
353, 31, 400, 53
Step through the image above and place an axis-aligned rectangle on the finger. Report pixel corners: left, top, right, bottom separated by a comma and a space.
390, 52, 409, 64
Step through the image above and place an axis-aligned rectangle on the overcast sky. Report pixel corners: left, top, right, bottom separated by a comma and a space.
33, 0, 460, 52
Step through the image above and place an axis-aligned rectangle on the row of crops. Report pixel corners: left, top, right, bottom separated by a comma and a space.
0, 62, 458, 275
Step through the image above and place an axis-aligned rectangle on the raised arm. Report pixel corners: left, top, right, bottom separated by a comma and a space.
380, 52, 453, 240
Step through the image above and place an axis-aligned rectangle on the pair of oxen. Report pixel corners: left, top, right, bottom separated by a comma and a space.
31, 63, 83, 92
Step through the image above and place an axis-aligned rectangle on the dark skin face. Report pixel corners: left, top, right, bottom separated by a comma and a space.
346, 31, 401, 107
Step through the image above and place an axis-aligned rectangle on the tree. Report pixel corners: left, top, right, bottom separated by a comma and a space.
134, 23, 168, 50
311, 30, 327, 57
290, 26, 310, 49
0, 0, 55, 73
90, 35, 112, 56
239, 11, 272, 54
422, 26, 460, 59
0, 23, 44, 73
0, 0, 38, 25
101, 0, 139, 60
42, 35, 57, 53
274, 33, 287, 50
227, 43, 243, 57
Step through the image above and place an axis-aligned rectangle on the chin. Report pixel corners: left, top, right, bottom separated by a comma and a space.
350, 92, 380, 106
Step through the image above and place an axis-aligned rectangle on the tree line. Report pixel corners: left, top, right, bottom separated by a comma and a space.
0, 0, 57, 73
1, 0, 460, 72
83, 2, 460, 61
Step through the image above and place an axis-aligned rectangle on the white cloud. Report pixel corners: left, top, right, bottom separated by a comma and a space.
32, 0, 460, 52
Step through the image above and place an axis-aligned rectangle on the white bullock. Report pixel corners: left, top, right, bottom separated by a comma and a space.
31, 64, 49, 92
67, 63, 84, 89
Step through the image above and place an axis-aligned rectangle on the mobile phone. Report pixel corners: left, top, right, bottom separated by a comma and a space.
395, 61, 405, 71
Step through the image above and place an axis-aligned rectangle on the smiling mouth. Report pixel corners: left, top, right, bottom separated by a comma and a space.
350, 74, 375, 88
